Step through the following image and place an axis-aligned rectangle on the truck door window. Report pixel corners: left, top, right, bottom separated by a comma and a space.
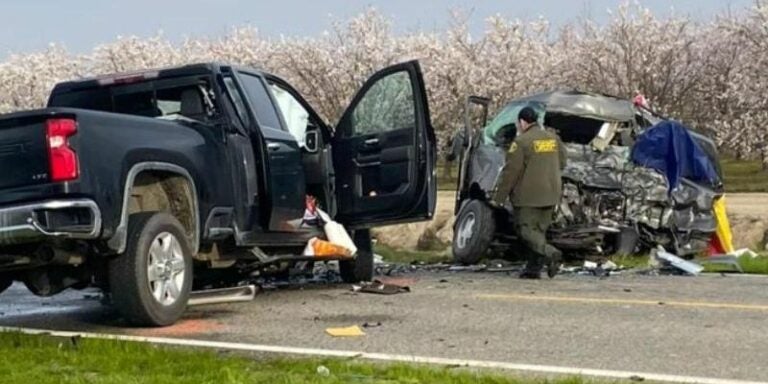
223, 77, 250, 127
237, 74, 283, 131
350, 71, 415, 136
268, 83, 310, 147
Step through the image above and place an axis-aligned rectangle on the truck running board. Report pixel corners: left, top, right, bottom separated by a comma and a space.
188, 284, 257, 306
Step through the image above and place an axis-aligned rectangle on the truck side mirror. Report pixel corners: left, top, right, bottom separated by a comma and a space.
305, 130, 319, 153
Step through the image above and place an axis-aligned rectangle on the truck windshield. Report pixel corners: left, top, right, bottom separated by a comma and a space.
48, 76, 216, 122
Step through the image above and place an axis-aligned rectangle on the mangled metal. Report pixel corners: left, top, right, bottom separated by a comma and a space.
552, 139, 720, 255
452, 90, 725, 259
514, 90, 637, 122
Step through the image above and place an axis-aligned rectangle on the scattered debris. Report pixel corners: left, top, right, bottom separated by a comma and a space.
352, 281, 410, 295
303, 237, 354, 259
603, 260, 619, 270
302, 195, 319, 227
483, 259, 522, 272
560, 259, 626, 277
733, 248, 758, 258
697, 254, 744, 273
362, 322, 382, 328
374, 277, 417, 288
653, 247, 704, 275
316, 365, 331, 377
448, 265, 486, 272
325, 325, 365, 337
316, 209, 358, 255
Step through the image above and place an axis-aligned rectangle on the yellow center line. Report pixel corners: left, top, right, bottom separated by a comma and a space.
477, 293, 768, 311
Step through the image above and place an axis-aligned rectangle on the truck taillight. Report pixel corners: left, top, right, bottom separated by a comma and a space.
46, 118, 79, 182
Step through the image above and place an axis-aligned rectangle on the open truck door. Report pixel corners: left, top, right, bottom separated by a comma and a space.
332, 61, 436, 227
455, 96, 491, 213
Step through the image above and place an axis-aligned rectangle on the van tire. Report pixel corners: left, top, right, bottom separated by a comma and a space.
452, 199, 495, 265
109, 212, 193, 327
340, 229, 374, 283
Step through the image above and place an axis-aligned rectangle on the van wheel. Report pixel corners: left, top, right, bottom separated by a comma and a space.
109, 212, 192, 327
452, 199, 495, 265
340, 229, 374, 283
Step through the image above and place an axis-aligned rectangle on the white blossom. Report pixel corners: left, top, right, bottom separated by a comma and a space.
0, 3, 766, 166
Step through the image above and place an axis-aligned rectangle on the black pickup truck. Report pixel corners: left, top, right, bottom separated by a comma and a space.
0, 61, 436, 326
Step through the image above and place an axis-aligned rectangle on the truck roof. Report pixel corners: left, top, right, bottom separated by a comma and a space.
51, 62, 268, 93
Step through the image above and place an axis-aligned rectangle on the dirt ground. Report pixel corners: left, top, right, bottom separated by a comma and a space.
373, 192, 768, 251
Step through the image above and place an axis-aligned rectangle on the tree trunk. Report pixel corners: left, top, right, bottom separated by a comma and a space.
762, 142, 768, 172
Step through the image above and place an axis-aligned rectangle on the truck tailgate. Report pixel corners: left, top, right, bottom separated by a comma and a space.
0, 118, 50, 190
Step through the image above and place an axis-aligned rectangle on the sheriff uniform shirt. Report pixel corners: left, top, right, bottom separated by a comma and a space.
493, 124, 567, 207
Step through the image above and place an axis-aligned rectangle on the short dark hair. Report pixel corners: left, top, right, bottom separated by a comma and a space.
518, 107, 538, 124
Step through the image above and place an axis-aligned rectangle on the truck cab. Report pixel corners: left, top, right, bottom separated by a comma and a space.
0, 61, 437, 326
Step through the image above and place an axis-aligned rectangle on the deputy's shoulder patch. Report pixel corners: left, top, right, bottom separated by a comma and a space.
533, 139, 557, 153
508, 142, 518, 154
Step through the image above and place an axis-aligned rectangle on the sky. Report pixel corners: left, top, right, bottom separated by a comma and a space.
0, 0, 754, 57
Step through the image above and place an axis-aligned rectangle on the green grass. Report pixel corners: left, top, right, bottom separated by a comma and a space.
375, 243, 452, 264
703, 255, 768, 274
603, 253, 768, 275
721, 158, 768, 193
0, 332, 592, 384
607, 254, 651, 269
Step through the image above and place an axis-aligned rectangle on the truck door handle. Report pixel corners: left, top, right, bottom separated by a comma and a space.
363, 138, 379, 146
267, 143, 281, 151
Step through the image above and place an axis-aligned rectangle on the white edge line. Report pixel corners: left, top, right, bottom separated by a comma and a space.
2, 326, 765, 384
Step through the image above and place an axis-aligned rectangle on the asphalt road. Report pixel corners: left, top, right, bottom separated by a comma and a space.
2, 271, 768, 382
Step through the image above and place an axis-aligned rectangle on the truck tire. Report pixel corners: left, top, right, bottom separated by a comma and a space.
452, 199, 495, 265
339, 229, 374, 283
109, 212, 193, 327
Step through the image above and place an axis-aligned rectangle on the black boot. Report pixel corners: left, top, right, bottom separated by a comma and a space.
520, 261, 542, 279
519, 270, 542, 279
545, 246, 562, 279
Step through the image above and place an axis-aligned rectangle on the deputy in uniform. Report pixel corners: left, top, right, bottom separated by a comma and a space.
492, 107, 566, 279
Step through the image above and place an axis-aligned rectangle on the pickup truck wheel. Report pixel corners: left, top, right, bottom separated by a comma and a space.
109, 212, 192, 327
339, 229, 374, 283
452, 199, 495, 265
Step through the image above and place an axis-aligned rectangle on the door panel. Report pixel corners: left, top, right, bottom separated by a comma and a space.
262, 126, 306, 231
235, 72, 306, 232
333, 61, 436, 227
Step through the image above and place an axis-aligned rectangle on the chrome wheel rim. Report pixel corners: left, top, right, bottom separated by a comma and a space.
456, 212, 476, 249
146, 232, 186, 306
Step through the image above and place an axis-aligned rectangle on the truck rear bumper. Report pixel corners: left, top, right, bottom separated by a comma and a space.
0, 199, 101, 245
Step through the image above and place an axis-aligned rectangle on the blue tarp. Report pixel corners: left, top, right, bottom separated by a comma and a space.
631, 121, 720, 191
